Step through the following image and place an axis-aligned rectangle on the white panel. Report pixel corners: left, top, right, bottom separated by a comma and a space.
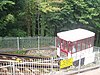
84, 53, 95, 65
71, 53, 77, 61
70, 47, 94, 61
57, 47, 60, 57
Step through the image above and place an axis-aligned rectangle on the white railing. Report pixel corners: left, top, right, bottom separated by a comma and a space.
0, 57, 59, 75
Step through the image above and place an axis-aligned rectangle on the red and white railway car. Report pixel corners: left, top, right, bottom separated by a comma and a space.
56, 28, 95, 66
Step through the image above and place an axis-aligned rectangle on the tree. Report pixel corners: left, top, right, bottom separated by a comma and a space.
46, 0, 100, 36
85, 0, 100, 46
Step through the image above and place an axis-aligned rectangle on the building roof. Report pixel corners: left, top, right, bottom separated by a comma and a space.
57, 28, 95, 42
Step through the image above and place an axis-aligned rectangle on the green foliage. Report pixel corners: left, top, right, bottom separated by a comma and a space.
8, 29, 27, 37
0, 0, 15, 10
63, 0, 99, 25
13, 50, 26, 55
40, 2, 61, 13
0, 14, 15, 30
6, 14, 15, 23
0, 0, 15, 36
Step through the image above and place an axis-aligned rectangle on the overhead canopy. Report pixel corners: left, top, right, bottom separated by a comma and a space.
57, 28, 95, 42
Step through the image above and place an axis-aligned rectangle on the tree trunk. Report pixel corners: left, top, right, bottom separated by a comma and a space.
96, 31, 99, 46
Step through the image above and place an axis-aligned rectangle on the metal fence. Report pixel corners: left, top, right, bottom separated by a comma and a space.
0, 57, 59, 75
0, 37, 56, 52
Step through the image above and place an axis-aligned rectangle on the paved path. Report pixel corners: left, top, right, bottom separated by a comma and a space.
76, 68, 100, 75
49, 68, 100, 75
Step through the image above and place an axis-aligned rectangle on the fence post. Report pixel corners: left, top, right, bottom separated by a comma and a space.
50, 57, 53, 74
10, 61, 13, 75
55, 37, 56, 49
98, 48, 100, 68
12, 62, 15, 75
78, 55, 81, 74
17, 37, 20, 50
38, 36, 40, 50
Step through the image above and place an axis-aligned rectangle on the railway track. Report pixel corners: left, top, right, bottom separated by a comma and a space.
0, 53, 51, 59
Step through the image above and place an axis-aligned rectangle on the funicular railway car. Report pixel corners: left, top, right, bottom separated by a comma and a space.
56, 28, 95, 67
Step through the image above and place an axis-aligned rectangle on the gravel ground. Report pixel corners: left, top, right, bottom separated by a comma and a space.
25, 49, 57, 57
